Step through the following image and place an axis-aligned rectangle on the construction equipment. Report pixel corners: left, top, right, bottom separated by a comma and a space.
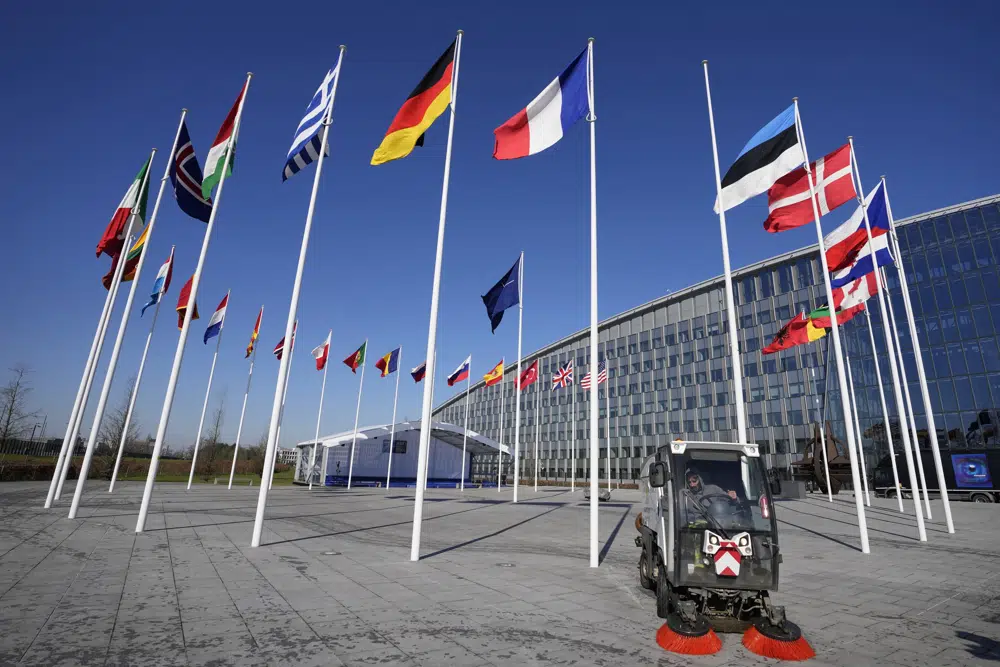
790, 421, 853, 495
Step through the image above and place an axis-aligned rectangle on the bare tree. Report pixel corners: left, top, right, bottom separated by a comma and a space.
0, 365, 40, 455
242, 428, 269, 477
92, 376, 140, 479
197, 399, 227, 480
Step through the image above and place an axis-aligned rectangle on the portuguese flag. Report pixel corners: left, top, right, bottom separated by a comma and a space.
343, 341, 367, 374
371, 40, 456, 165
202, 82, 247, 199
96, 157, 151, 258
763, 313, 826, 354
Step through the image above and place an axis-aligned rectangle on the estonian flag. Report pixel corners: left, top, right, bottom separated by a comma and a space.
715, 105, 803, 214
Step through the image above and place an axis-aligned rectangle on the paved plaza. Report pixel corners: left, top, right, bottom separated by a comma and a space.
0, 481, 998, 666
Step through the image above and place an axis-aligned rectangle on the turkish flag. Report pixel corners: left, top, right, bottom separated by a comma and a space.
516, 359, 539, 390
764, 144, 856, 233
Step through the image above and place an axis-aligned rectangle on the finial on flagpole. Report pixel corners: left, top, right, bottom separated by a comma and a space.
457, 29, 464, 35
339, 45, 346, 51
247, 72, 254, 78
848, 135, 853, 141
182, 108, 188, 113
702, 59, 708, 65
881, 174, 886, 180
792, 96, 798, 102
588, 37, 595, 43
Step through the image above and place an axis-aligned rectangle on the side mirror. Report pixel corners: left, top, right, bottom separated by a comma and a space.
769, 479, 782, 496
649, 461, 668, 488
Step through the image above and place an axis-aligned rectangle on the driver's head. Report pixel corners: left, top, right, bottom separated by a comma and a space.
685, 468, 703, 493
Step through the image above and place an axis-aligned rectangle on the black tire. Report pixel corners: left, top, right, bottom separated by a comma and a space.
656, 554, 671, 619
638, 549, 655, 590
971, 492, 995, 504
886, 489, 898, 499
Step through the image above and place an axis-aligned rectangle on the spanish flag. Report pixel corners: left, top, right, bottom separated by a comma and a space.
371, 40, 456, 166
483, 359, 504, 387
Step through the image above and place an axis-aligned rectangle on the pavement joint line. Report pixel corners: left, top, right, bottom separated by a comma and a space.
0, 515, 91, 597
162, 500, 194, 658
104, 526, 139, 662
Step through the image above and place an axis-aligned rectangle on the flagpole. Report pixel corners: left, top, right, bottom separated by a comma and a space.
271, 336, 296, 490
864, 306, 904, 511
882, 181, 953, 532
586, 38, 600, 567
187, 291, 228, 491
309, 331, 332, 490
605, 391, 611, 493
513, 252, 524, 502
498, 357, 505, 492
460, 356, 469, 491
534, 378, 539, 492
408, 30, 462, 560
137, 73, 253, 534
702, 61, 749, 450
68, 148, 158, 519
808, 361, 833, 502
384, 345, 402, 490
110, 251, 170, 494
347, 339, 367, 490
846, 139, 926, 540
844, 349, 871, 506
794, 102, 870, 553
229, 334, 258, 490
571, 367, 575, 492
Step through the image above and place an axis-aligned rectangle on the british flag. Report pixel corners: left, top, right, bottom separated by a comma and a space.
580, 360, 607, 390
552, 361, 574, 390
170, 120, 213, 223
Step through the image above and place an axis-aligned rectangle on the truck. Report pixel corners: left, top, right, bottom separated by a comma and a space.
873, 448, 1000, 503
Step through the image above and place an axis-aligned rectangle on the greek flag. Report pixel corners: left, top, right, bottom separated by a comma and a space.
283, 56, 342, 181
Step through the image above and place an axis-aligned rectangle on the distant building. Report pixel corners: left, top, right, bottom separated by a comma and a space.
275, 448, 298, 465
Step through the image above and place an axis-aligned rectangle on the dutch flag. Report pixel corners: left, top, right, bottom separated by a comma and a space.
203, 292, 229, 344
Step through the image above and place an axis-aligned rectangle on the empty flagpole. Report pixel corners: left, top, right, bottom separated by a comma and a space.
187, 293, 228, 491
702, 61, 749, 448
460, 355, 469, 491
863, 306, 904, 511
605, 391, 611, 493
571, 366, 575, 492
347, 339, 367, 490
137, 73, 253, 534
68, 149, 158, 519
384, 345, 402, 490
309, 330, 332, 490
271, 337, 296, 491
587, 38, 600, 568
498, 357, 505, 492
844, 350, 871, 506
807, 362, 833, 502
882, 178, 954, 532
847, 139, 926, 540
794, 103, 870, 553
251, 44, 344, 545
513, 251, 524, 502
229, 328, 258, 490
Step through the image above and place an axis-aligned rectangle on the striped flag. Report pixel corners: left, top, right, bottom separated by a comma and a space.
580, 361, 606, 390
245, 306, 262, 358
170, 120, 213, 223
411, 362, 427, 383
273, 321, 297, 361
203, 292, 229, 344
202, 82, 247, 199
312, 331, 332, 371
141, 247, 174, 317
283, 56, 342, 181
176, 275, 200, 330
96, 157, 151, 258
552, 361, 574, 390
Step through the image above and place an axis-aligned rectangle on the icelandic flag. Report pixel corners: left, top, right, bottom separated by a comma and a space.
141, 247, 174, 316
493, 48, 589, 160
481, 255, 521, 333
203, 293, 229, 344
170, 121, 213, 223
447, 356, 471, 386
825, 182, 890, 272
283, 55, 342, 181
829, 184, 894, 288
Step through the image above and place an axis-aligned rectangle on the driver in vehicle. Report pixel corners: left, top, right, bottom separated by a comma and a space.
686, 468, 738, 502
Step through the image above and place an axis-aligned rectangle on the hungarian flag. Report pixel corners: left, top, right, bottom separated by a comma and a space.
273, 321, 297, 361
810, 303, 865, 329
343, 341, 367, 373
202, 82, 247, 199
483, 360, 504, 387
371, 40, 455, 165
763, 313, 825, 354
516, 359, 539, 390
96, 157, 151, 258
245, 306, 262, 358
175, 275, 200, 330
375, 348, 401, 377
101, 223, 149, 289
312, 331, 332, 371
410, 362, 427, 383
764, 144, 855, 233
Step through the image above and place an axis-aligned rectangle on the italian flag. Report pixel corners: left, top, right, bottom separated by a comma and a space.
96, 157, 151, 258
201, 82, 247, 200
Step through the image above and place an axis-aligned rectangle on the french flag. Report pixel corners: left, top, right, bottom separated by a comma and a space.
493, 48, 589, 160
447, 356, 471, 386
203, 292, 229, 344
824, 182, 890, 273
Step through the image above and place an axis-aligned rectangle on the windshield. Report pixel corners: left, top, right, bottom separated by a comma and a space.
676, 449, 772, 534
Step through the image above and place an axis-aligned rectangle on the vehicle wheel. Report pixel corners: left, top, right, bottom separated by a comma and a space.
886, 489, 897, 499
638, 550, 655, 590
971, 493, 995, 504
655, 555, 671, 619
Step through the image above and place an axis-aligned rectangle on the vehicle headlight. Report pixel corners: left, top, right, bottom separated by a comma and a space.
734, 532, 753, 557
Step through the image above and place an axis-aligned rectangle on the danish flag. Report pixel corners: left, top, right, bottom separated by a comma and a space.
764, 144, 855, 233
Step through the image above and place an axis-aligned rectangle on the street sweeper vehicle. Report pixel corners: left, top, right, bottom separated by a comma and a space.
634, 439, 815, 660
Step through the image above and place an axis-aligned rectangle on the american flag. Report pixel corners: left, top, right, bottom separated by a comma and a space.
552, 361, 574, 390
580, 361, 607, 390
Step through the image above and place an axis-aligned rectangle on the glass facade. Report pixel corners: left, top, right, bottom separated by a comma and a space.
432, 195, 1000, 483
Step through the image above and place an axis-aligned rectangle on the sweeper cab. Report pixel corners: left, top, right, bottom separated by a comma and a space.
634, 440, 814, 660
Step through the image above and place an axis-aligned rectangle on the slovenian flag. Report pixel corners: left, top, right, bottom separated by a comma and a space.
141, 247, 174, 317
203, 292, 229, 344
447, 356, 471, 386
493, 48, 589, 160
410, 362, 426, 383
312, 331, 332, 371
202, 82, 247, 200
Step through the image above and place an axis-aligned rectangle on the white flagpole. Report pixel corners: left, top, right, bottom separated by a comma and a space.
309, 330, 332, 490
794, 103, 870, 553
571, 366, 576, 492
187, 291, 228, 491
347, 340, 367, 490
702, 61, 749, 449
410, 30, 462, 561
847, 139, 926, 539
863, 306, 904, 511
68, 148, 158, 519
844, 349, 871, 505
498, 358, 505, 492
251, 45, 344, 545
513, 252, 524, 502
228, 331, 258, 490
271, 337, 296, 491
587, 39, 600, 567
110, 264, 168, 494
384, 345, 402, 490
605, 391, 611, 493
534, 381, 541, 490
808, 361, 833, 502
137, 73, 252, 534
460, 356, 469, 491
46, 266, 118, 508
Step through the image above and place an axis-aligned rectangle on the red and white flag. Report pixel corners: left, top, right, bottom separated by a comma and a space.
763, 144, 855, 233
516, 359, 539, 390
832, 272, 878, 311
312, 330, 331, 371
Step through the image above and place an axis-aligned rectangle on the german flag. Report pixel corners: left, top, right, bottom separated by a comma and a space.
371, 40, 456, 165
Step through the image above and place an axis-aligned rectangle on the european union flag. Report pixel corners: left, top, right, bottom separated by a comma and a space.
482, 255, 521, 333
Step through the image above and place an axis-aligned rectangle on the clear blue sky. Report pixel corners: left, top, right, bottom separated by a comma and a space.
1, 1, 996, 450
